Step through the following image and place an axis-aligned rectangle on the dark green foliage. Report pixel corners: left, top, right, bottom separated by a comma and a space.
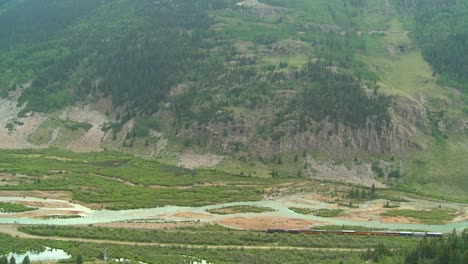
371, 163, 385, 177
0, 0, 102, 49
21, 256, 30, 264
363, 243, 393, 262
19, 225, 420, 250
76, 255, 83, 264
0, 202, 37, 213
290, 60, 391, 128
131, 117, 161, 138
6, 0, 219, 113
62, 120, 92, 131
388, 170, 401, 178
403, 0, 468, 91
405, 230, 468, 264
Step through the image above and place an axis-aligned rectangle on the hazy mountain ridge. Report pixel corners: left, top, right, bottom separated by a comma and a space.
0, 0, 466, 197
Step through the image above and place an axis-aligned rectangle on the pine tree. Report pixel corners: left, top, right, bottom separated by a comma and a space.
371, 184, 376, 199
277, 156, 282, 164
9, 256, 15, 264
21, 256, 30, 264
76, 255, 83, 264
293, 153, 298, 162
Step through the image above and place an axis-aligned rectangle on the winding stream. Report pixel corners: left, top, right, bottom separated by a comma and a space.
0, 196, 467, 232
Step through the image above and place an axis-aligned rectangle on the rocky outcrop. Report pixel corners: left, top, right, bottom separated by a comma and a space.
178, 95, 430, 158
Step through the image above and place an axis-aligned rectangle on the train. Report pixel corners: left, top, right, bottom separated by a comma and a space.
266, 229, 443, 237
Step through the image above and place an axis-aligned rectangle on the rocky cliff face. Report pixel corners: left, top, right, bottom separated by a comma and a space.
177, 94, 431, 158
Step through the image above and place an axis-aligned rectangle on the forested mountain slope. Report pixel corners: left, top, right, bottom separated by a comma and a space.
0, 0, 466, 198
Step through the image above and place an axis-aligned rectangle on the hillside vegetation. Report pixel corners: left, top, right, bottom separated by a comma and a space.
0, 0, 466, 199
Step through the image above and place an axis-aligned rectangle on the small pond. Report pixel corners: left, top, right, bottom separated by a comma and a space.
4, 247, 71, 262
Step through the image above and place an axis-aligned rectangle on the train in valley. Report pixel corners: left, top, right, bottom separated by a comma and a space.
266, 229, 443, 237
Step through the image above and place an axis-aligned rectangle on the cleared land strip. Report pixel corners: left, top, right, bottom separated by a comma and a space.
0, 224, 365, 252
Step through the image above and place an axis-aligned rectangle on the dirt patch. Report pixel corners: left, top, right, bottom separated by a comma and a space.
0, 98, 47, 149
178, 154, 223, 169
64, 104, 109, 152
174, 212, 212, 219
304, 158, 386, 188
380, 216, 419, 224
235, 0, 285, 17
216, 217, 315, 230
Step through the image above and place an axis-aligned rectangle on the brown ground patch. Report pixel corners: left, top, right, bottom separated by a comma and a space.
177, 154, 223, 169
451, 212, 468, 223
216, 217, 315, 230
380, 216, 419, 224
174, 212, 212, 219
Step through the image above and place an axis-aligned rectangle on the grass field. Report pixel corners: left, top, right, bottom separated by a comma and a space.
0, 201, 36, 213
18, 225, 421, 249
380, 208, 457, 225
0, 149, 297, 209
290, 208, 344, 217
0, 232, 367, 264
208, 205, 275, 215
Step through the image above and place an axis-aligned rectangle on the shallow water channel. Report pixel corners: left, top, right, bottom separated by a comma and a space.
4, 247, 71, 262
0, 196, 467, 232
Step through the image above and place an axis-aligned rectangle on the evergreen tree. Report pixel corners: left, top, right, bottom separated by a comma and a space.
9, 256, 15, 264
76, 255, 83, 264
277, 156, 282, 164
361, 189, 366, 199
370, 184, 376, 199
21, 256, 30, 264
293, 153, 298, 162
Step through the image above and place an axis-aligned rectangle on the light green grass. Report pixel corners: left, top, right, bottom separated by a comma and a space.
290, 208, 344, 217
208, 205, 275, 215
381, 208, 457, 225
0, 201, 37, 213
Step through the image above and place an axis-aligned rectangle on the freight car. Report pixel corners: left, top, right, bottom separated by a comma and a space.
266, 229, 443, 237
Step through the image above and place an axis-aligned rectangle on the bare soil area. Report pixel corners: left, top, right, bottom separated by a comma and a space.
0, 98, 46, 149
177, 154, 223, 169
173, 212, 212, 219
380, 216, 418, 224
305, 158, 386, 188
64, 104, 109, 152
216, 217, 315, 230
236, 0, 284, 17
